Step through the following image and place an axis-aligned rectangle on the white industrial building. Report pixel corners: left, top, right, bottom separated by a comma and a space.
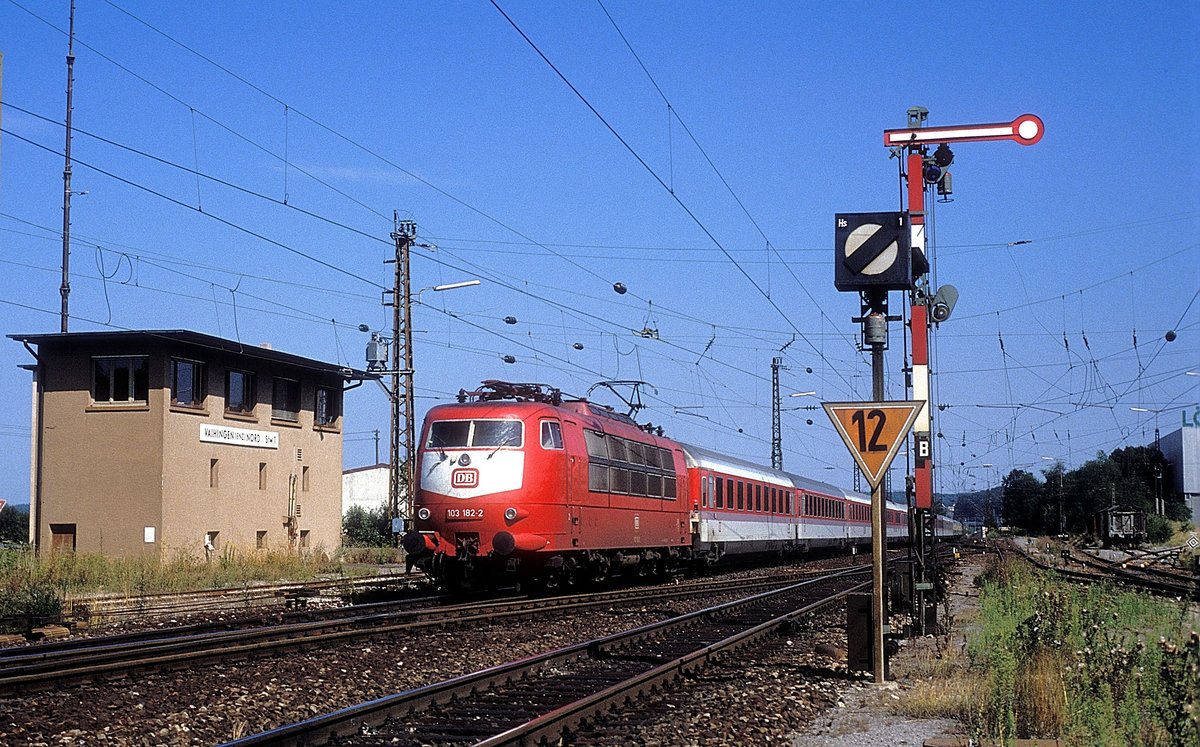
1160, 425, 1199, 522
342, 464, 389, 516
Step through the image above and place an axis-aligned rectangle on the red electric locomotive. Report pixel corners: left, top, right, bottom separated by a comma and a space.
402, 381, 959, 590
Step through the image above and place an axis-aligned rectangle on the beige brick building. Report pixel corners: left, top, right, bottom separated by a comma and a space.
10, 330, 373, 558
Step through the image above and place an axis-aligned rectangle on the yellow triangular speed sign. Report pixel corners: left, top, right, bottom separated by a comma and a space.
822, 401, 924, 489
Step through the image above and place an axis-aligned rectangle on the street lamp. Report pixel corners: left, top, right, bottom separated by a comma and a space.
382, 277, 481, 538
1130, 406, 1165, 450
417, 279, 481, 301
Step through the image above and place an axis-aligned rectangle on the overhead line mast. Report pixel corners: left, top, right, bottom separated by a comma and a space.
60, 0, 77, 332
388, 217, 417, 536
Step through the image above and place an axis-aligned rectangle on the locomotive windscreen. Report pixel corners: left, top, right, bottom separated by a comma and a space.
428, 419, 524, 448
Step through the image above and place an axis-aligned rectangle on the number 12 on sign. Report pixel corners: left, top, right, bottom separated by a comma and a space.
851, 409, 888, 453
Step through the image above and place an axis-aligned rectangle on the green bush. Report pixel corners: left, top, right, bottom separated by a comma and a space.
0, 506, 29, 544
967, 557, 1196, 745
342, 505, 392, 547
1145, 514, 1173, 544
0, 574, 63, 633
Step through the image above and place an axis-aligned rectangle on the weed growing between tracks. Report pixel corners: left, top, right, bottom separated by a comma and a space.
894, 556, 1198, 746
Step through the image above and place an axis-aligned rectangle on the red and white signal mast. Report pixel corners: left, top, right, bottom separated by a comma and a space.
885, 107, 1043, 633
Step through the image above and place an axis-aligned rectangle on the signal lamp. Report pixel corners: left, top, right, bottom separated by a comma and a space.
932, 143, 955, 167
923, 162, 942, 184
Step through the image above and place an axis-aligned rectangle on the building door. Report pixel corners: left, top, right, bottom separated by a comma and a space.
49, 523, 76, 553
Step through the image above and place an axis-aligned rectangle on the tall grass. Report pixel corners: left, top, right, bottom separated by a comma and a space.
0, 545, 374, 632
895, 557, 1198, 746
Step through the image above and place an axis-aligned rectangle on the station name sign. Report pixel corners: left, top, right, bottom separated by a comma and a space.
199, 423, 280, 449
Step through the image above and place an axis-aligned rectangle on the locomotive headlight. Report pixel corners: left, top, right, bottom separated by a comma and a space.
504, 507, 519, 521
416, 507, 432, 521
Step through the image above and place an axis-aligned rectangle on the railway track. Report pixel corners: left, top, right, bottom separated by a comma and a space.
61, 572, 420, 627
0, 567, 835, 694
220, 566, 871, 747
1013, 539, 1199, 600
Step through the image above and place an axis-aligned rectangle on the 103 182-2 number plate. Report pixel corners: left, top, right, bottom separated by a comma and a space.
446, 507, 484, 521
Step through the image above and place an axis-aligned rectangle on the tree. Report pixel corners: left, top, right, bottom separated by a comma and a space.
0, 505, 29, 544
1001, 469, 1045, 533
1063, 453, 1122, 533
342, 505, 391, 547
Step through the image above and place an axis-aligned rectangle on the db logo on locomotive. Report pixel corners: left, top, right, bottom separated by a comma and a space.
451, 468, 479, 488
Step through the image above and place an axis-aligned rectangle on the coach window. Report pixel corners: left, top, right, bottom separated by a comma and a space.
737, 481, 744, 510
700, 475, 709, 507
540, 421, 564, 449
754, 484, 761, 512
770, 487, 777, 513
715, 477, 724, 508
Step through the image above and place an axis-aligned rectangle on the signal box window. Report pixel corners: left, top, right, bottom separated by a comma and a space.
226, 369, 256, 415
272, 378, 300, 421
92, 356, 148, 404
540, 421, 563, 449
315, 386, 337, 426
171, 359, 204, 407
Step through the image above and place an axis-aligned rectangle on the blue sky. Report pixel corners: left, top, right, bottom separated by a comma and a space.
0, 0, 1196, 505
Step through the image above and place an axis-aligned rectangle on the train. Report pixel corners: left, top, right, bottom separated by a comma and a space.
402, 381, 963, 590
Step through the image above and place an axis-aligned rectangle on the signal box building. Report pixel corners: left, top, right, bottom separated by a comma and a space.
11, 330, 373, 558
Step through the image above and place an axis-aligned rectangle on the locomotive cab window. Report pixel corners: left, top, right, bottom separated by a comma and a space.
473, 419, 522, 448
540, 421, 563, 449
428, 419, 524, 449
